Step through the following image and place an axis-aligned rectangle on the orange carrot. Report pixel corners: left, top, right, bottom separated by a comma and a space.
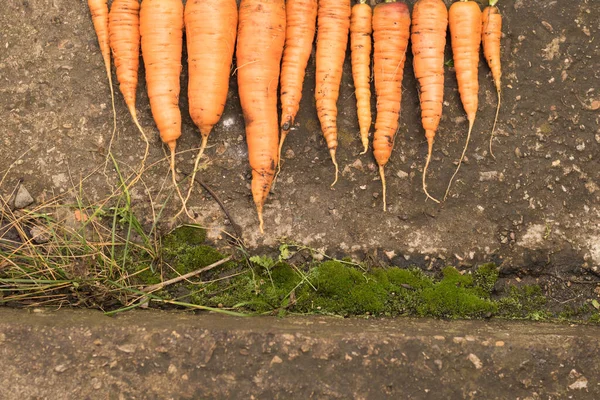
182, 0, 238, 210
108, 0, 149, 175
88, 0, 117, 151
237, 0, 286, 233
350, 0, 373, 155
482, 0, 502, 158
411, 0, 447, 204
444, 0, 482, 200
140, 0, 186, 209
372, 0, 411, 211
277, 0, 317, 175
315, 0, 351, 186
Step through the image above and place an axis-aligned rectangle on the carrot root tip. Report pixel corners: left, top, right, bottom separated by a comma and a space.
444, 119, 475, 201
379, 165, 387, 212
423, 136, 440, 204
330, 149, 339, 187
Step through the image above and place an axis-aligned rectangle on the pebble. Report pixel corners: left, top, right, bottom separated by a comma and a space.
54, 364, 68, 373
467, 353, 483, 369
30, 226, 50, 244
396, 170, 408, 179
479, 171, 505, 182
13, 184, 34, 209
270, 355, 283, 365
285, 148, 295, 159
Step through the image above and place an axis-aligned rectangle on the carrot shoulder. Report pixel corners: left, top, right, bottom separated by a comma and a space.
315, 0, 351, 186
372, 0, 411, 211
350, 0, 373, 155
237, 0, 286, 233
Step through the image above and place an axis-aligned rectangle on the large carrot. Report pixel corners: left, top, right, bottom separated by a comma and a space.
482, 0, 502, 158
237, 0, 286, 233
277, 0, 317, 175
315, 0, 351, 186
350, 0, 373, 154
444, 0, 482, 200
182, 0, 238, 211
88, 0, 117, 151
411, 0, 447, 204
372, 0, 411, 211
140, 0, 186, 208
108, 0, 149, 176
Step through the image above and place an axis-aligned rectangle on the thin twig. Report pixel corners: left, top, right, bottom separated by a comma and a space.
142, 255, 232, 294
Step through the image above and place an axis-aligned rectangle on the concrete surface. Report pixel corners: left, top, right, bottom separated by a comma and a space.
0, 309, 599, 399
0, 0, 599, 270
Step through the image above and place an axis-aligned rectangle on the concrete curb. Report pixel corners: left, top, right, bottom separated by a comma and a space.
0, 309, 598, 399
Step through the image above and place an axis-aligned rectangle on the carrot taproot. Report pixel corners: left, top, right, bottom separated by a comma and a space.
277, 0, 317, 176
237, 0, 286, 233
444, 0, 482, 200
315, 0, 351, 186
88, 0, 117, 153
411, 0, 448, 204
482, 0, 502, 159
108, 0, 149, 177
181, 0, 238, 211
350, 0, 373, 155
140, 0, 186, 210
372, 0, 411, 211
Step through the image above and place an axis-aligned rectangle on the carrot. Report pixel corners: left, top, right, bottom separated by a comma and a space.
350, 0, 373, 155
182, 0, 238, 212
482, 0, 502, 159
277, 0, 317, 176
444, 0, 482, 200
108, 0, 149, 178
88, 0, 117, 155
140, 0, 186, 210
237, 0, 286, 233
315, 0, 351, 186
411, 0, 448, 204
372, 0, 411, 211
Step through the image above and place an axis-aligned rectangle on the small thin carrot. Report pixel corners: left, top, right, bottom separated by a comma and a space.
411, 0, 448, 204
444, 0, 482, 200
482, 0, 502, 159
315, 0, 351, 186
140, 0, 186, 211
277, 0, 317, 177
237, 0, 286, 233
108, 0, 149, 180
372, 0, 411, 211
181, 0, 238, 214
88, 0, 117, 156
350, 0, 373, 155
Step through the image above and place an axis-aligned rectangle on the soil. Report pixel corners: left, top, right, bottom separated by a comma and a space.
0, 2, 599, 306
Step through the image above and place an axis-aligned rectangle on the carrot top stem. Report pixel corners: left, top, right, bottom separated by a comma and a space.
357, 0, 368, 4
489, 0, 498, 5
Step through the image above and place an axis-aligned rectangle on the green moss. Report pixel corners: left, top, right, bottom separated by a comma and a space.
416, 267, 497, 318
162, 225, 207, 251
589, 313, 600, 324
473, 263, 499, 297
172, 245, 227, 276
134, 264, 161, 285
497, 285, 548, 320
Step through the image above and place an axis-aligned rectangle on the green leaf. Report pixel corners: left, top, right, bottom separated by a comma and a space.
592, 299, 600, 310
